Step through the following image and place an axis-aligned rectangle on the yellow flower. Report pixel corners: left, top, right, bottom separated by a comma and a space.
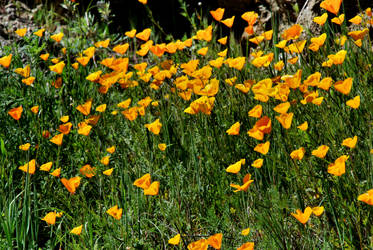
168, 234, 181, 245
346, 96, 360, 109
103, 168, 114, 176
341, 136, 358, 149
226, 122, 240, 135
100, 156, 110, 165
241, 227, 250, 236
145, 119, 162, 135
275, 112, 294, 129
312, 145, 329, 158
226, 159, 245, 174
50, 32, 64, 43
251, 158, 263, 168
19, 159, 36, 174
358, 189, 373, 205
106, 205, 122, 220
254, 141, 270, 155
328, 155, 349, 176
70, 225, 83, 235
15, 28, 27, 37
291, 207, 312, 224
290, 147, 305, 160
297, 121, 308, 131
158, 143, 167, 151
312, 206, 324, 216
19, 143, 31, 151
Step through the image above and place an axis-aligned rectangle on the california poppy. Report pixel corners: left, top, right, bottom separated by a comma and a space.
94, 39, 110, 48
251, 158, 263, 168
136, 28, 151, 41
291, 207, 312, 224
328, 155, 349, 176
226, 159, 245, 174
40, 162, 53, 171
290, 147, 306, 160
106, 205, 122, 220
358, 189, 373, 205
346, 95, 360, 109
313, 13, 328, 25
15, 28, 27, 37
320, 0, 342, 15
145, 119, 162, 135
331, 14, 344, 25
76, 99, 92, 116
70, 225, 83, 235
221, 16, 235, 28
334, 78, 353, 95
226, 122, 240, 135
61, 176, 81, 194
168, 234, 181, 245
49, 61, 65, 74
19, 159, 36, 174
210, 8, 225, 22
8, 106, 23, 120
144, 181, 160, 195
237, 242, 255, 250
207, 233, 223, 249
50, 32, 64, 43
50, 133, 63, 146
254, 141, 270, 155
0, 54, 12, 68
342, 136, 358, 148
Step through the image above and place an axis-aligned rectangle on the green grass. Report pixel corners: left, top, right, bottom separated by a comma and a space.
0, 1, 373, 249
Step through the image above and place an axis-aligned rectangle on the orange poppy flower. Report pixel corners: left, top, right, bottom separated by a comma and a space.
218, 36, 227, 45
22, 77, 35, 86
40, 162, 53, 171
230, 174, 254, 192
14, 65, 30, 78
237, 242, 255, 250
136, 28, 151, 41
19, 143, 31, 151
312, 145, 329, 158
251, 158, 264, 168
113, 43, 129, 55
291, 207, 312, 224
254, 141, 270, 155
61, 176, 81, 194
57, 122, 72, 135
210, 8, 225, 22
197, 47, 208, 56
158, 143, 167, 151
15, 28, 27, 37
77, 122, 92, 136
341, 136, 358, 148
196, 25, 212, 42
221, 16, 235, 28
33, 28, 45, 37
144, 181, 160, 195
50, 133, 64, 146
297, 121, 308, 131
312, 206, 324, 216
107, 146, 116, 154
348, 15, 362, 25
103, 168, 114, 176
50, 168, 61, 177
226, 159, 245, 174
275, 112, 294, 129
94, 39, 110, 48
320, 0, 342, 15
327, 50, 347, 65
50, 32, 64, 43
145, 118, 162, 135
106, 205, 122, 220
334, 77, 353, 95
346, 95, 360, 109
41, 212, 58, 225
241, 11, 258, 26
226, 122, 240, 135
290, 147, 306, 160
125, 29, 136, 38
133, 173, 151, 189
49, 61, 65, 74
313, 13, 328, 25
0, 54, 12, 68
80, 164, 96, 178
19, 159, 36, 174
331, 14, 344, 25
273, 102, 290, 114
70, 225, 83, 235
358, 189, 373, 205
8, 106, 23, 120
281, 24, 303, 40
328, 155, 349, 176
83, 47, 95, 58
207, 233, 223, 249
76, 99, 92, 116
